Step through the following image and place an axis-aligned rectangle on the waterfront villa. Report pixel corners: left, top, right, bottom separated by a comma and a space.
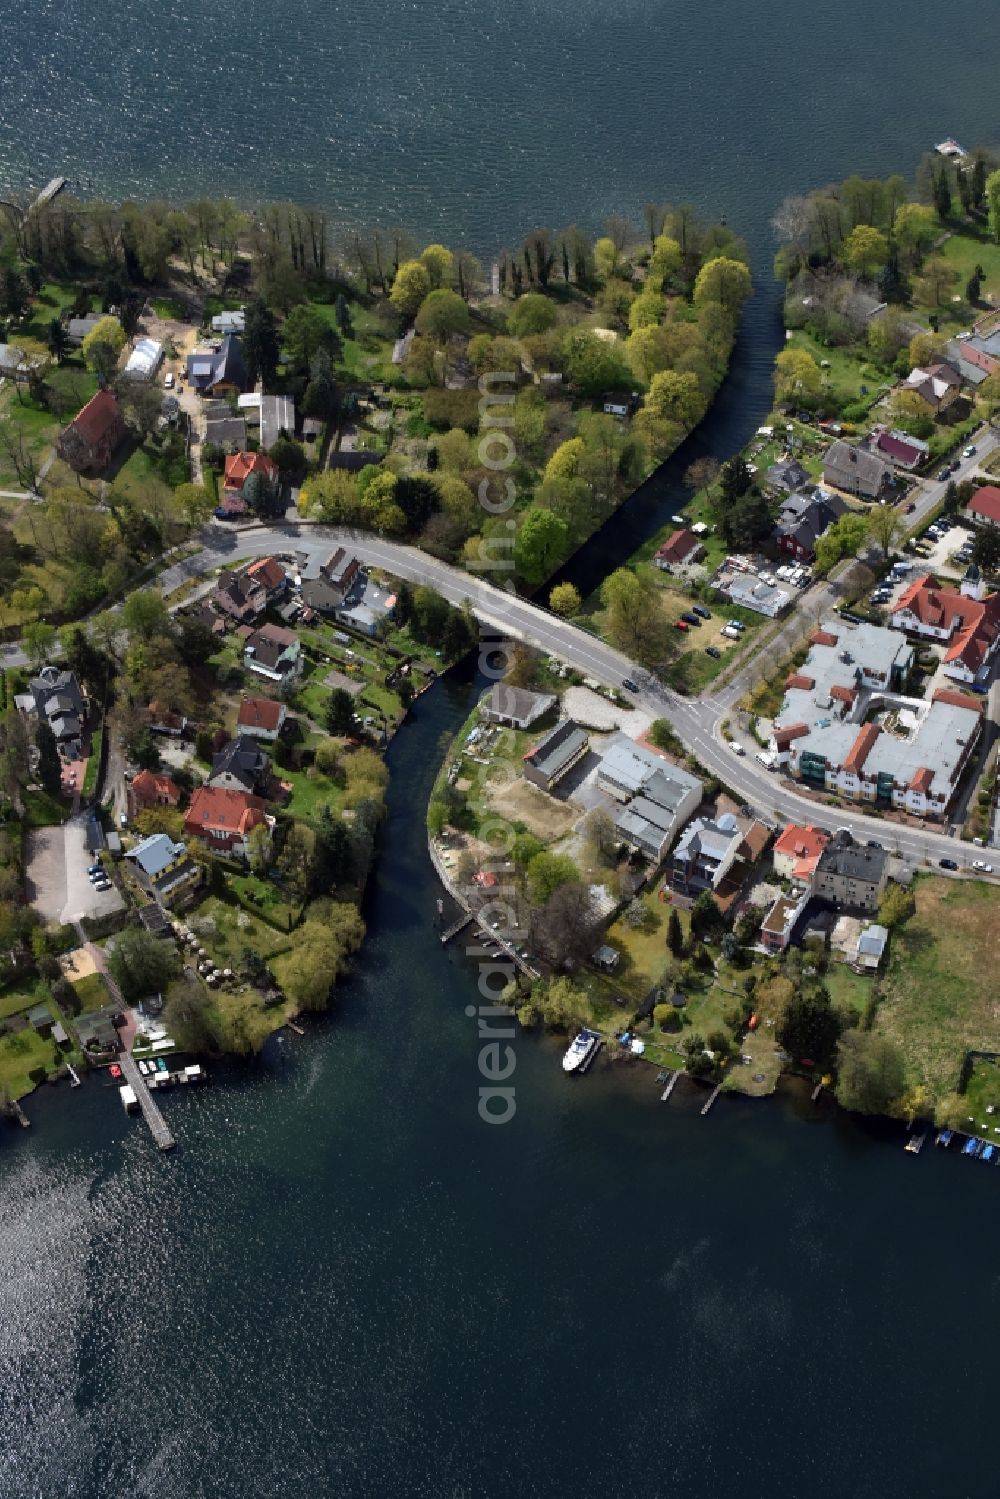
653, 528, 704, 572
184, 786, 267, 859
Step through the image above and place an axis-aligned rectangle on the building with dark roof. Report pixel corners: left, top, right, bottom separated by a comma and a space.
481, 683, 557, 731
185, 334, 248, 396
822, 440, 894, 500
774, 488, 848, 562
766, 458, 810, 493
28, 666, 86, 746
811, 832, 888, 912
208, 735, 272, 797
522, 719, 590, 791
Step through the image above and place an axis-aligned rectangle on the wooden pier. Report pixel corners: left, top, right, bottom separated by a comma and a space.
119, 1052, 175, 1152
701, 1083, 723, 1116
30, 176, 67, 212
440, 911, 473, 944
577, 1039, 603, 1074
810, 1082, 823, 1102
660, 1070, 681, 1102
286, 1020, 305, 1036
67, 1065, 81, 1088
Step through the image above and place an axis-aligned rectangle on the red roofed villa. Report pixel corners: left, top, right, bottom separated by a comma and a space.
237, 695, 287, 741
890, 572, 1000, 685
55, 388, 128, 474
184, 786, 267, 858
223, 450, 279, 494
653, 528, 704, 571
130, 769, 181, 813
969, 485, 1000, 528
772, 824, 830, 884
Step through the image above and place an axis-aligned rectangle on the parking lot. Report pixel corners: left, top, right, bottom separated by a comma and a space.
912, 521, 975, 579
25, 817, 125, 925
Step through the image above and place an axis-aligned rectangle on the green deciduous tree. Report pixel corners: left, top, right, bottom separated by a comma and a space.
549, 582, 582, 617
526, 851, 579, 907
109, 926, 181, 1002
514, 507, 569, 584
415, 288, 471, 343
692, 257, 752, 315
644, 369, 707, 428
389, 259, 432, 317
835, 1029, 906, 1115
840, 224, 889, 279
774, 347, 823, 404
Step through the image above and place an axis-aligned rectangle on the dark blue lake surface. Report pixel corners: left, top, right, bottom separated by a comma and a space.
3, 4, 1000, 1495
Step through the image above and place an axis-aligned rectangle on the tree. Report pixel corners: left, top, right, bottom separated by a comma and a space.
719, 454, 752, 502
549, 582, 582, 617
932, 166, 952, 221
242, 299, 280, 386
281, 303, 336, 373
415, 288, 470, 343
164, 977, 223, 1054
108, 926, 181, 1002
533, 880, 600, 967
526, 851, 579, 907
893, 202, 938, 267
645, 370, 708, 428
46, 318, 69, 365
508, 293, 557, 337
777, 986, 841, 1066
514, 508, 569, 584
971, 527, 1000, 578
773, 347, 823, 404
278, 911, 365, 1011
325, 687, 356, 736
593, 237, 620, 279
867, 503, 902, 560
34, 719, 62, 796
123, 590, 169, 641
877, 882, 915, 931
599, 568, 670, 666
564, 331, 632, 397
667, 908, 684, 957
302, 346, 339, 421
389, 259, 432, 317
22, 620, 57, 671
174, 482, 216, 526
692, 257, 752, 314
246, 821, 273, 876
684, 456, 720, 497
915, 257, 958, 308
312, 805, 353, 893
689, 890, 723, 940
416, 243, 453, 289
278, 822, 317, 901
836, 1030, 906, 1115
812, 511, 869, 575
81, 315, 126, 382
840, 224, 889, 279
988, 169, 1000, 243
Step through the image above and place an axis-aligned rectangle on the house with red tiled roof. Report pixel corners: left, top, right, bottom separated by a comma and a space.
223, 450, 278, 494
129, 769, 181, 814
890, 571, 1000, 686
244, 556, 287, 598
969, 485, 1000, 528
237, 695, 287, 741
55, 389, 127, 473
184, 785, 267, 859
772, 824, 830, 885
653, 528, 704, 571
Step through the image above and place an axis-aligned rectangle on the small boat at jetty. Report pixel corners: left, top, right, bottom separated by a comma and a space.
562, 1029, 601, 1074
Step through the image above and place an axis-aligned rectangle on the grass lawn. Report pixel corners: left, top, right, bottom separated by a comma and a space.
0, 1026, 59, 1101
278, 758, 344, 824
227, 872, 302, 933
312, 296, 397, 383
873, 876, 1000, 1109
938, 228, 1000, 308
189, 893, 294, 971
70, 971, 110, 1013
22, 789, 68, 827
110, 441, 184, 507
823, 961, 873, 1023
785, 329, 890, 414
0, 990, 35, 1022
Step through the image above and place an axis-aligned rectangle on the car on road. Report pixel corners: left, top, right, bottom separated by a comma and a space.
963, 445, 977, 458
705, 646, 721, 659
730, 742, 745, 755
621, 678, 639, 693
973, 860, 994, 873
692, 605, 711, 620
903, 501, 915, 513
939, 858, 959, 870
680, 612, 701, 627
937, 468, 951, 480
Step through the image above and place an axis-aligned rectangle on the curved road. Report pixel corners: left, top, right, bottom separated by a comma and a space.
156, 519, 989, 872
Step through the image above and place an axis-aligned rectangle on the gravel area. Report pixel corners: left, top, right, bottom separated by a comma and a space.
561, 685, 651, 738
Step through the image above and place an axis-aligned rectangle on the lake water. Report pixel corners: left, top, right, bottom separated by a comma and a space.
3, 4, 1000, 1495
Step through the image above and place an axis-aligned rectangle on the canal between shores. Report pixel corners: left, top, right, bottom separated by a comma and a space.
5, 0, 1000, 1491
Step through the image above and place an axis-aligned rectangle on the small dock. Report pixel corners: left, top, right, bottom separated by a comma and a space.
118, 1052, 175, 1152
67, 1065, 81, 1088
12, 1099, 30, 1129
701, 1083, 723, 1116
660, 1070, 681, 1102
440, 911, 473, 944
286, 1020, 305, 1036
810, 1081, 823, 1102
578, 1039, 603, 1075
30, 176, 67, 211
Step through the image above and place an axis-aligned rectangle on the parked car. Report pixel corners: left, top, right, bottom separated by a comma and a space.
973, 860, 994, 873
705, 646, 721, 659
86, 862, 102, 876
94, 879, 112, 892
963, 445, 977, 458
730, 742, 745, 755
680, 612, 701, 627
939, 858, 959, 871
163, 372, 175, 389
726, 619, 746, 632
692, 604, 711, 620
903, 501, 915, 513
674, 619, 689, 632
621, 677, 639, 693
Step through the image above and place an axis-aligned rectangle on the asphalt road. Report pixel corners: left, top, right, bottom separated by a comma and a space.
155, 520, 996, 871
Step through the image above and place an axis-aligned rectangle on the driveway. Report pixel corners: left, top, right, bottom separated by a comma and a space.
25, 817, 125, 924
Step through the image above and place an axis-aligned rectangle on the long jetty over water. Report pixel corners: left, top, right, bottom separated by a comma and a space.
119, 1053, 176, 1151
